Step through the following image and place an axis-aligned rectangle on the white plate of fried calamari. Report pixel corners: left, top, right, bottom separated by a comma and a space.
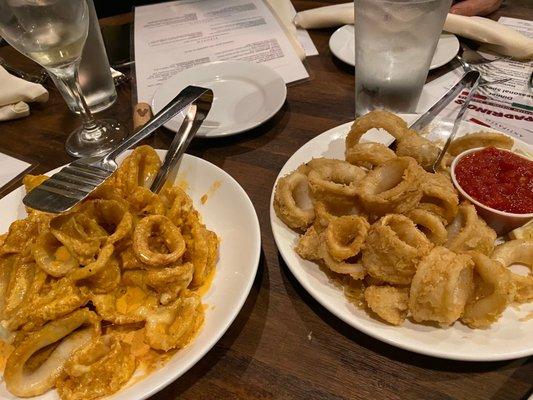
0, 147, 260, 400
270, 112, 533, 361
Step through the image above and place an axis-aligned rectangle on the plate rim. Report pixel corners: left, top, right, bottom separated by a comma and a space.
151, 60, 287, 138
0, 151, 262, 400
269, 117, 533, 362
329, 25, 459, 71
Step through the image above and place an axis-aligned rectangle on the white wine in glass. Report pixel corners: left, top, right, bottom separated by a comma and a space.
0, 0, 126, 157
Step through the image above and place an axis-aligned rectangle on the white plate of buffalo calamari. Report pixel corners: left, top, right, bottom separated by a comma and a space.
270, 111, 533, 361
0, 146, 260, 400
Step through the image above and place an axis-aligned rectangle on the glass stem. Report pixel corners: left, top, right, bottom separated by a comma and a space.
54, 63, 101, 141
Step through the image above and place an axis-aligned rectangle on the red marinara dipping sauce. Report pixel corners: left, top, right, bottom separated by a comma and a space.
454, 147, 533, 214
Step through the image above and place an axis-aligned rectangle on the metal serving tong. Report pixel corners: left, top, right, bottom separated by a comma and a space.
24, 86, 213, 213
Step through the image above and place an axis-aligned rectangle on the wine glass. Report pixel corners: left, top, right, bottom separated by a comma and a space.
0, 0, 126, 158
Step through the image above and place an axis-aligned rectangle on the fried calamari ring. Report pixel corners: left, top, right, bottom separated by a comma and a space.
446, 203, 496, 256
405, 208, 448, 245
160, 186, 195, 227
133, 215, 186, 267
362, 214, 432, 284
33, 231, 78, 277
2, 257, 40, 319
320, 243, 365, 279
395, 132, 441, 171
56, 335, 137, 400
82, 256, 121, 294
409, 246, 474, 326
357, 157, 424, 216
418, 172, 459, 223
50, 213, 107, 265
364, 285, 409, 326
492, 239, 533, 303
345, 110, 410, 149
145, 294, 204, 351
4, 309, 100, 398
448, 131, 514, 156
307, 158, 365, 203
112, 145, 161, 193
325, 215, 369, 261
345, 142, 397, 170
461, 252, 515, 329
273, 169, 315, 230
312, 199, 366, 232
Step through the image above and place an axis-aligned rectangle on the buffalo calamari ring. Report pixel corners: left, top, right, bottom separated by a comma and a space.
461, 252, 515, 329
33, 231, 78, 277
345, 110, 410, 149
68, 243, 115, 281
357, 157, 424, 216
112, 145, 161, 193
145, 262, 194, 305
364, 285, 409, 326
448, 131, 514, 156
81, 256, 121, 294
133, 215, 186, 267
405, 208, 448, 245
362, 214, 432, 284
184, 222, 218, 288
273, 170, 315, 230
345, 142, 397, 170
145, 294, 204, 351
446, 203, 496, 256
409, 246, 474, 326
127, 186, 166, 217
325, 215, 369, 261
492, 239, 533, 303
4, 309, 100, 398
78, 200, 133, 244
56, 335, 137, 400
92, 286, 158, 325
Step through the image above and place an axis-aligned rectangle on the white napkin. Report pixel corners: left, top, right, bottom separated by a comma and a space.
0, 65, 49, 121
293, 3, 533, 60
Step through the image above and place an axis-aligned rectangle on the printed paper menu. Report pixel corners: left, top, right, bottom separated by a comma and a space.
418, 17, 533, 144
134, 0, 309, 103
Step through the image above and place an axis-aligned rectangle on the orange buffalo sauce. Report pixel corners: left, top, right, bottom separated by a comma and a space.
455, 147, 533, 214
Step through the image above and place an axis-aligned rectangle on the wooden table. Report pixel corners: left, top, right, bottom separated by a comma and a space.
0, 1, 532, 399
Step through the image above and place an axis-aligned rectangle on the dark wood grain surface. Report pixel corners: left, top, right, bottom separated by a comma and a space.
0, 1, 532, 399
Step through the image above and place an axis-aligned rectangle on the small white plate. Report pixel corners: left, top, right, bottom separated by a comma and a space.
152, 61, 287, 138
270, 115, 533, 362
0, 150, 261, 400
329, 25, 459, 71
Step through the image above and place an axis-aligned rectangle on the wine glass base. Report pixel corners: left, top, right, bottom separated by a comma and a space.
65, 119, 127, 158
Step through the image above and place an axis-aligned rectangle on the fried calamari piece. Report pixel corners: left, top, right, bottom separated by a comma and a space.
363, 214, 433, 285
446, 203, 496, 256
56, 335, 137, 400
346, 110, 410, 149
127, 186, 166, 217
364, 285, 409, 326
395, 132, 442, 171
23, 174, 49, 193
33, 231, 78, 278
273, 168, 315, 230
295, 226, 321, 261
160, 186, 196, 228
357, 157, 424, 216
448, 131, 514, 156
184, 221, 219, 288
0, 218, 41, 256
4, 309, 100, 398
418, 172, 459, 224
111, 145, 162, 194
145, 294, 204, 351
345, 142, 397, 170
461, 252, 515, 329
409, 247, 474, 326
312, 199, 367, 232
492, 239, 533, 303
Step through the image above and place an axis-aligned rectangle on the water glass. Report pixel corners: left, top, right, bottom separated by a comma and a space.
354, 0, 452, 115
